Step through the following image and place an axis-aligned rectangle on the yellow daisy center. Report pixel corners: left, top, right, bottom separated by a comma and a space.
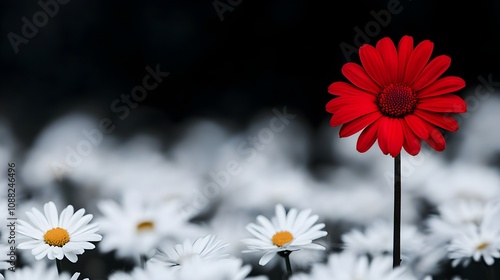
272, 231, 293, 247
476, 242, 489, 251
44, 227, 70, 247
136, 220, 155, 232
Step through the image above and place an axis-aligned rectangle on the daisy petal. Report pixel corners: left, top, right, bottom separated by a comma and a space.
259, 251, 277, 266
341, 62, 381, 93
418, 76, 466, 98
404, 40, 434, 85
397, 35, 414, 81
412, 55, 451, 91
359, 44, 388, 86
376, 37, 398, 82
356, 118, 381, 153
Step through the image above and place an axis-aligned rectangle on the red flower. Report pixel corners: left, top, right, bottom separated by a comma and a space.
326, 35, 467, 157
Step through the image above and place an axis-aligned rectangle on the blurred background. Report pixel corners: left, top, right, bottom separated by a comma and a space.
1, 0, 500, 279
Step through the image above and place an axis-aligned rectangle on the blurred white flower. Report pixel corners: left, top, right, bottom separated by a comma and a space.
17, 201, 101, 262
448, 201, 500, 267
151, 234, 229, 267
454, 93, 500, 164
420, 161, 500, 206
448, 224, 500, 267
5, 261, 87, 280
96, 189, 199, 263
426, 199, 490, 246
69, 272, 89, 280
20, 113, 101, 187
341, 220, 425, 262
290, 251, 416, 280
108, 261, 175, 280
241, 204, 327, 266
175, 257, 253, 280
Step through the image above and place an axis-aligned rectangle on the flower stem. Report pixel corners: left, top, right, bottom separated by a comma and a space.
393, 154, 401, 268
486, 262, 495, 280
278, 250, 293, 279
56, 259, 63, 275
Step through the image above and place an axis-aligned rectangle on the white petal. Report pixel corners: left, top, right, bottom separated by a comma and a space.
44, 201, 60, 228
259, 251, 277, 266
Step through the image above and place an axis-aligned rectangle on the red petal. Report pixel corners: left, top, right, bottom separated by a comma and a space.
341, 63, 381, 94
404, 114, 429, 140
401, 120, 421, 156
403, 40, 434, 85
418, 94, 467, 113
397, 35, 414, 82
418, 76, 466, 98
329, 103, 380, 127
328, 81, 376, 97
326, 95, 376, 113
359, 44, 389, 87
388, 118, 404, 157
425, 127, 446, 152
356, 118, 381, 153
376, 37, 398, 83
414, 109, 459, 132
339, 111, 382, 138
412, 55, 451, 91
377, 117, 403, 156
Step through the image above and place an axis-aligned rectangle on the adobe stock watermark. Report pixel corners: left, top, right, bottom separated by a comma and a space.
339, 0, 413, 62
7, 0, 71, 54
50, 64, 170, 181
212, 0, 243, 22
182, 107, 297, 215
383, 74, 500, 186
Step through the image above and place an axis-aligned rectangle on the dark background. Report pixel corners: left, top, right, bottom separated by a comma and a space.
1, 0, 500, 279
1, 0, 499, 148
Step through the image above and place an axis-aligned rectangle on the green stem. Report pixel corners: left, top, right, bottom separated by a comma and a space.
278, 250, 293, 279
393, 154, 401, 268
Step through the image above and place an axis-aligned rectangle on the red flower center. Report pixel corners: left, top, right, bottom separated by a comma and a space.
377, 84, 417, 118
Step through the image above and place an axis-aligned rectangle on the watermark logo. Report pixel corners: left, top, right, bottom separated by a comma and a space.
7, 0, 71, 54
183, 106, 297, 214
213, 0, 243, 22
50, 64, 169, 181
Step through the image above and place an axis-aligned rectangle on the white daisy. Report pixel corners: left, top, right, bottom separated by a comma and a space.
341, 220, 425, 262
151, 234, 229, 267
426, 199, 488, 247
4, 261, 88, 280
175, 257, 254, 280
290, 251, 416, 280
241, 204, 328, 266
108, 261, 176, 280
96, 189, 200, 263
16, 201, 102, 262
448, 223, 500, 267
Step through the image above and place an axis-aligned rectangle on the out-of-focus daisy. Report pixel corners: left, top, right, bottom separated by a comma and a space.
151, 234, 229, 267
16, 201, 101, 262
426, 199, 489, 246
96, 190, 199, 263
68, 272, 89, 280
342, 220, 425, 261
241, 204, 328, 266
5, 261, 88, 280
290, 251, 416, 280
448, 222, 500, 267
108, 262, 176, 280
420, 161, 500, 206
